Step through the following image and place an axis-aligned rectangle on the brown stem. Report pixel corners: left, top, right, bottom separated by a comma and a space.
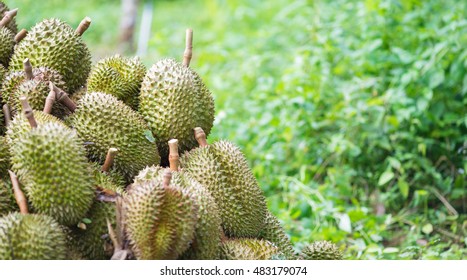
75, 16, 91, 36
102, 148, 118, 172
183, 28, 193, 67
2, 104, 11, 127
194, 127, 208, 147
23, 58, 33, 80
162, 169, 172, 188
19, 97, 37, 128
107, 218, 121, 251
168, 139, 179, 171
8, 170, 28, 214
0, 8, 18, 28
43, 84, 56, 114
50, 82, 77, 112
14, 29, 27, 43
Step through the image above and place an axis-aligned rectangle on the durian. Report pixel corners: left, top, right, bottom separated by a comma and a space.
10, 122, 94, 226
220, 238, 278, 260
300, 241, 343, 260
0, 136, 9, 176
0, 10, 15, 67
87, 55, 146, 109
0, 2, 17, 34
0, 178, 16, 216
9, 18, 91, 92
70, 92, 160, 181
259, 211, 297, 259
0, 212, 67, 259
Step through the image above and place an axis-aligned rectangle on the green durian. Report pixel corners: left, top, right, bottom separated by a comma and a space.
0, 178, 16, 216
70, 92, 160, 181
0, 60, 6, 80
87, 55, 146, 109
180, 137, 267, 238
220, 238, 278, 260
135, 165, 222, 260
9, 18, 91, 92
0, 25, 14, 67
124, 176, 198, 260
0, 212, 67, 259
0, 136, 9, 176
10, 122, 94, 226
0, 2, 17, 34
139, 58, 214, 164
300, 241, 343, 260
259, 211, 297, 259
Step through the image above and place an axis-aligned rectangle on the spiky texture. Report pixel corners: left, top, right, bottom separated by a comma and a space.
180, 141, 267, 238
135, 166, 222, 260
9, 18, 91, 92
87, 55, 146, 109
300, 241, 343, 260
220, 238, 278, 260
1, 67, 67, 115
0, 27, 13, 67
0, 63, 6, 81
10, 123, 94, 226
6, 110, 68, 145
69, 163, 125, 260
0, 213, 67, 259
0, 2, 17, 34
139, 58, 215, 164
0, 136, 9, 177
0, 179, 16, 216
259, 211, 297, 259
124, 178, 198, 259
70, 92, 160, 181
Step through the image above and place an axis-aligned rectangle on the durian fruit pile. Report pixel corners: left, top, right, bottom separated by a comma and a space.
0, 2, 344, 260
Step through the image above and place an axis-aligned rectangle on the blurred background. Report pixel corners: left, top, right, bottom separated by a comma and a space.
8, 0, 466, 259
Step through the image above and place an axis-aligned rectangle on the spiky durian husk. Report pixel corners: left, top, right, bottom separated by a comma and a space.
300, 241, 343, 260
0, 27, 14, 67
180, 141, 267, 238
87, 55, 146, 109
259, 211, 297, 259
10, 123, 94, 226
9, 18, 91, 92
0, 2, 17, 34
220, 238, 278, 260
135, 166, 222, 260
5, 110, 68, 145
1, 67, 67, 113
0, 179, 16, 216
124, 178, 198, 260
0, 213, 67, 259
0, 63, 6, 81
139, 58, 214, 164
70, 92, 160, 181
0, 136, 9, 177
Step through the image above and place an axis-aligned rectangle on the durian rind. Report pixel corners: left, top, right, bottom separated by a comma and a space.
220, 238, 278, 260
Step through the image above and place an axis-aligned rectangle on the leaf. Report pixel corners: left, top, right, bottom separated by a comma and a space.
383, 247, 399, 254
398, 177, 409, 199
337, 213, 352, 233
144, 130, 156, 143
422, 223, 433, 234
82, 218, 92, 224
378, 170, 394, 186
429, 69, 445, 89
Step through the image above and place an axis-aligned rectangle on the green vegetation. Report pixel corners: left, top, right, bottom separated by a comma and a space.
9, 0, 466, 259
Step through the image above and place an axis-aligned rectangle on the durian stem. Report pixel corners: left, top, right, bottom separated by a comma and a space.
50, 82, 77, 112
168, 139, 180, 171
19, 97, 37, 128
194, 127, 208, 147
23, 58, 33, 80
107, 218, 121, 251
102, 148, 119, 172
163, 169, 172, 188
75, 17, 91, 36
2, 104, 11, 126
183, 28, 193, 67
8, 170, 29, 214
0, 8, 18, 28
43, 85, 56, 114
14, 29, 27, 43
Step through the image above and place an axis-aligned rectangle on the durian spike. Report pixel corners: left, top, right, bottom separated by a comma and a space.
0, 8, 18, 28
168, 139, 180, 171
19, 96, 37, 128
194, 127, 208, 147
8, 170, 28, 214
183, 28, 193, 67
75, 16, 91, 36
23, 58, 33, 80
163, 169, 172, 188
2, 104, 11, 126
14, 29, 28, 43
50, 82, 77, 112
43, 83, 56, 114
102, 148, 119, 172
